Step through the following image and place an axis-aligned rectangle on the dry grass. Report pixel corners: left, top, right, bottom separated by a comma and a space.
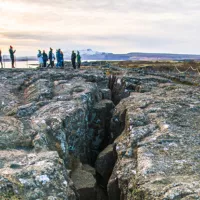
81, 60, 200, 74
112, 60, 200, 72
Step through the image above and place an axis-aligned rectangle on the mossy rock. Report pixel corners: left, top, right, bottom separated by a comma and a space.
131, 188, 146, 200
6, 108, 18, 116
0, 192, 23, 200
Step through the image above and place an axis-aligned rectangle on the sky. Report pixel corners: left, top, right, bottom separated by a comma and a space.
0, 0, 200, 56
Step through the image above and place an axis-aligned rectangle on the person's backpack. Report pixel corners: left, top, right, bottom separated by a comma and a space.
52, 53, 55, 61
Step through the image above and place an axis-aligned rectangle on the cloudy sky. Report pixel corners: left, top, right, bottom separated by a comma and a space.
0, 0, 200, 56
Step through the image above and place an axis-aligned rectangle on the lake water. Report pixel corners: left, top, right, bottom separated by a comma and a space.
3, 61, 39, 68
2, 60, 99, 68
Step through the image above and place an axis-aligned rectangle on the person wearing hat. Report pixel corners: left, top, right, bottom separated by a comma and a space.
42, 50, 48, 68
9, 46, 16, 68
77, 51, 81, 69
71, 50, 76, 69
0, 49, 3, 68
37, 50, 43, 68
48, 48, 55, 68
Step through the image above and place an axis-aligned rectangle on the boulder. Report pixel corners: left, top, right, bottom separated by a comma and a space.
95, 144, 117, 184
82, 164, 96, 176
71, 167, 96, 200
0, 150, 77, 200
0, 117, 35, 149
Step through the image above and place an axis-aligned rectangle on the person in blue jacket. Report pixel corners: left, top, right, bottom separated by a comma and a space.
37, 50, 43, 68
56, 49, 61, 68
60, 50, 64, 68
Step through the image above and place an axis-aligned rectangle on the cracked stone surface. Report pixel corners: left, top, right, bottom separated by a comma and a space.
0, 68, 111, 199
1, 66, 200, 200
108, 83, 200, 200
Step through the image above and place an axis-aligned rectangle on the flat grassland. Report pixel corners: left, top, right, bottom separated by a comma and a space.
80, 60, 200, 74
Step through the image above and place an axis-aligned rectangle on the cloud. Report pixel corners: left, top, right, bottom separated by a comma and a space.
1, 0, 200, 55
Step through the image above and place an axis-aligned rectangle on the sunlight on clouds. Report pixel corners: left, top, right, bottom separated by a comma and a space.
0, 1, 38, 13
0, 0, 200, 55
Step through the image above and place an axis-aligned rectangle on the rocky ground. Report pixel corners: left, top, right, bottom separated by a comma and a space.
0, 64, 200, 200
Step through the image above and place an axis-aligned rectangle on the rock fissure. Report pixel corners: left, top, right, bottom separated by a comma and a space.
0, 69, 116, 200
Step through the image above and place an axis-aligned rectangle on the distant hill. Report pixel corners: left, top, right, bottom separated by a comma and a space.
2, 55, 37, 62
2, 49, 200, 61
65, 49, 200, 61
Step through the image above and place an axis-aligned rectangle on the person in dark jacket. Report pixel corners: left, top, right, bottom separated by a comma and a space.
60, 50, 64, 68
71, 51, 76, 69
77, 51, 81, 69
9, 46, 16, 68
0, 49, 3, 68
42, 50, 48, 68
48, 48, 55, 68
56, 49, 59, 68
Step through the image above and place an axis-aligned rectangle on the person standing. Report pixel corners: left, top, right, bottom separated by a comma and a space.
56, 49, 59, 68
49, 48, 55, 68
77, 51, 81, 69
37, 50, 43, 68
0, 49, 3, 68
71, 51, 76, 69
60, 50, 64, 68
56, 49, 61, 68
9, 46, 16, 68
42, 50, 48, 68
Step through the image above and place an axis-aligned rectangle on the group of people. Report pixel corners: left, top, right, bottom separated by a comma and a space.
71, 51, 81, 69
0, 46, 82, 69
37, 48, 59, 68
37, 48, 81, 69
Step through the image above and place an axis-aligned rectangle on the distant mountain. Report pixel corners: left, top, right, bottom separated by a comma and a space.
127, 52, 200, 61
63, 50, 200, 61
79, 49, 103, 55
2, 55, 37, 61
63, 49, 104, 58
2, 49, 200, 61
